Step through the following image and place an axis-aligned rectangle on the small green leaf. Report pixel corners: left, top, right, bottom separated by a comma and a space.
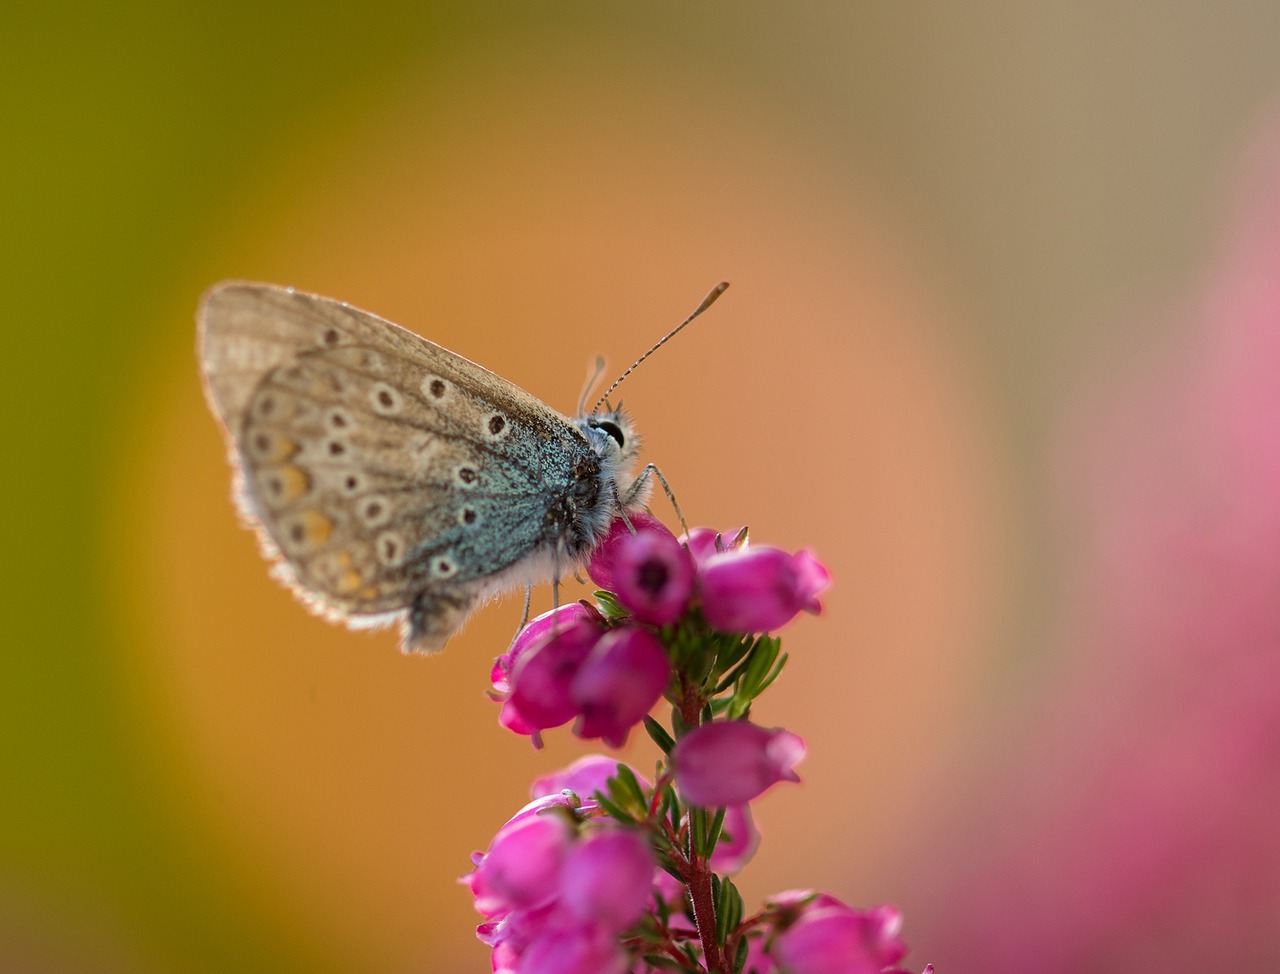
644, 715, 677, 753
706, 806, 726, 855
754, 651, 789, 696
689, 805, 707, 857
611, 763, 647, 807
593, 793, 633, 824
733, 935, 750, 973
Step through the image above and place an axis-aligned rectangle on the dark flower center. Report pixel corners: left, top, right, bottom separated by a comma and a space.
637, 559, 670, 595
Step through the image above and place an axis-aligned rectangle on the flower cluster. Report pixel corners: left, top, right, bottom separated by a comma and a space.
471, 517, 931, 974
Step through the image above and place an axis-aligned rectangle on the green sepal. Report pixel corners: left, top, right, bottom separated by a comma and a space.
593, 590, 631, 620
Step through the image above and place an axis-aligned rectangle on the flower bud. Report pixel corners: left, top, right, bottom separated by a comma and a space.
700, 546, 830, 633
572, 627, 671, 747
671, 720, 806, 807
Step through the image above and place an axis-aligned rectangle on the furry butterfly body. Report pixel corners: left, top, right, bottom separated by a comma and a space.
198, 282, 646, 654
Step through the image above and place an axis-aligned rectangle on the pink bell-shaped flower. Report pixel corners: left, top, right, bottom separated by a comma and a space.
589, 516, 695, 625
671, 720, 806, 807
572, 626, 672, 747
700, 546, 830, 633
504, 612, 604, 734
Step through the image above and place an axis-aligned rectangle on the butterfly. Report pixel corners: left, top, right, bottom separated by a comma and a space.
197, 282, 725, 654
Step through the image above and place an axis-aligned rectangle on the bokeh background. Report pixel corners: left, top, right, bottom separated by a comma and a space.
5, 3, 1280, 971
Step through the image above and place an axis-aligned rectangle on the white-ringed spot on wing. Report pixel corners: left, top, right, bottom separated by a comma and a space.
485, 413, 508, 439
455, 464, 479, 487
422, 374, 450, 401
358, 494, 392, 528
339, 471, 363, 496
429, 554, 458, 579
458, 506, 480, 527
375, 530, 406, 567
370, 382, 402, 415
326, 407, 353, 431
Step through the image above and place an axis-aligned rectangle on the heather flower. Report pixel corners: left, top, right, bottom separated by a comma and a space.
700, 546, 830, 633
503, 612, 604, 735
572, 626, 671, 747
467, 518, 928, 973
558, 827, 655, 930
770, 893, 908, 974
467, 807, 574, 918
492, 601, 600, 691
681, 525, 748, 567
529, 755, 648, 804
586, 510, 671, 592
591, 517, 696, 625
712, 802, 760, 873
672, 720, 806, 806
518, 924, 630, 974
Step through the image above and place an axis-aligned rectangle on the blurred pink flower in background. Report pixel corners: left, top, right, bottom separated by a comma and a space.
913, 113, 1280, 969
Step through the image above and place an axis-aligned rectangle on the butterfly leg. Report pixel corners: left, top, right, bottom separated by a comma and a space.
520, 584, 532, 628
402, 589, 476, 655
623, 463, 689, 538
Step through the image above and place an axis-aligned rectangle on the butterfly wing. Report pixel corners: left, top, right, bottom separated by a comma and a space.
198, 282, 590, 653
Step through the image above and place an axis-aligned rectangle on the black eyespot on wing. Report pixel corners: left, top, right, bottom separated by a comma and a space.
592, 420, 625, 448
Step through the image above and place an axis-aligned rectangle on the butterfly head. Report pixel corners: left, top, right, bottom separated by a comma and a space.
578, 407, 644, 505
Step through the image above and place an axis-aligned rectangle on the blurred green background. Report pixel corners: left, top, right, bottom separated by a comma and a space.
5, 3, 1280, 971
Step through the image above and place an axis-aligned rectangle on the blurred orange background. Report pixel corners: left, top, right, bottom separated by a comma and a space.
5, 4, 1280, 972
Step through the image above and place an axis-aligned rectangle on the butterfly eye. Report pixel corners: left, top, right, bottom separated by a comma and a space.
592, 420, 625, 448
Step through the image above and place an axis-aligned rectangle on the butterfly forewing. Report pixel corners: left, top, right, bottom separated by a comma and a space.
198, 283, 598, 651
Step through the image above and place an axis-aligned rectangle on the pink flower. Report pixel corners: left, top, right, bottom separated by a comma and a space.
530, 755, 649, 804
504, 613, 604, 734
770, 895, 907, 974
590, 517, 696, 625
558, 828, 655, 931
493, 602, 599, 692
572, 627, 671, 747
711, 803, 760, 874
681, 525, 748, 568
586, 511, 671, 593
671, 720, 806, 806
518, 924, 630, 974
700, 547, 830, 633
466, 809, 574, 918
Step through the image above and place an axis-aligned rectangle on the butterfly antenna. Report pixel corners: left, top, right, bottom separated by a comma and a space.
591, 281, 729, 414
578, 355, 607, 416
